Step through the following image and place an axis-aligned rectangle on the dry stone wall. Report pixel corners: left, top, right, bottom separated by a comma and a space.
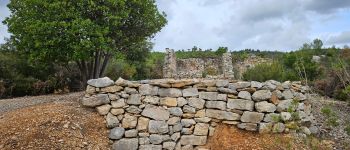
82, 77, 315, 150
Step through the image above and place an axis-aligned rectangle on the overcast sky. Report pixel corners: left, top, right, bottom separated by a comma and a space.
1, 0, 350, 51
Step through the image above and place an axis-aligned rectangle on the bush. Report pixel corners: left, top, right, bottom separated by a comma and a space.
242, 62, 298, 82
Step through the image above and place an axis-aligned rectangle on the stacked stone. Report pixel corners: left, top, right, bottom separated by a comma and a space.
82, 77, 315, 150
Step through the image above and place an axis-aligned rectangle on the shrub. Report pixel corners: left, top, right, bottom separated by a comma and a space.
242, 62, 298, 82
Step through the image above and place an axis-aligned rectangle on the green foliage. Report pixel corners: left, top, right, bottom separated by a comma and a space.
4, 0, 167, 81
215, 47, 228, 55
345, 125, 350, 135
271, 114, 283, 123
321, 106, 339, 127
242, 62, 298, 82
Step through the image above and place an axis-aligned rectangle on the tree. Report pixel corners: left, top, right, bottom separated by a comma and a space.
4, 0, 167, 85
215, 47, 228, 55
300, 43, 312, 50
311, 38, 323, 49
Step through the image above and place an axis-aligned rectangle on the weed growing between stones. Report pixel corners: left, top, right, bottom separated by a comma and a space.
321, 106, 339, 127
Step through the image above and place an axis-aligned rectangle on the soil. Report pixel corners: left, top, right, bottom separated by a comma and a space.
0, 92, 110, 150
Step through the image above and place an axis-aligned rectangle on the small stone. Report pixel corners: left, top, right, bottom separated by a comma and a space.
110, 108, 125, 115
237, 123, 257, 131
112, 138, 138, 150
209, 126, 215, 136
238, 91, 251, 100
280, 112, 292, 121
183, 88, 199, 97
111, 99, 126, 108
277, 99, 295, 112
188, 98, 205, 109
194, 117, 211, 123
82, 94, 110, 107
138, 84, 154, 95
173, 123, 183, 132
205, 101, 226, 110
216, 80, 229, 87
86, 85, 95, 94
163, 141, 176, 150
282, 90, 294, 99
169, 107, 183, 117
125, 129, 138, 138
108, 93, 119, 101
252, 90, 272, 101
195, 110, 206, 118
124, 87, 138, 94
127, 94, 142, 105
109, 127, 125, 140
272, 123, 285, 133
96, 104, 112, 115
149, 134, 169, 144
106, 113, 119, 128
167, 117, 181, 125
141, 105, 170, 121
101, 85, 123, 93
160, 97, 178, 107
177, 97, 188, 106
218, 87, 237, 94
148, 120, 169, 134
206, 86, 217, 92
199, 92, 218, 100
115, 77, 128, 86
122, 114, 137, 129
139, 144, 162, 150
181, 119, 196, 127
138, 137, 150, 145
205, 109, 240, 120
137, 117, 150, 131
227, 99, 254, 111
259, 123, 273, 134
171, 132, 181, 141
158, 88, 182, 97
144, 96, 160, 105
255, 101, 276, 113
183, 105, 196, 113
180, 135, 207, 146
126, 106, 142, 114
240, 111, 264, 123
270, 92, 280, 105
231, 82, 251, 89
181, 145, 194, 150
263, 113, 281, 123
217, 94, 227, 101
251, 81, 263, 88
194, 123, 209, 136
87, 77, 114, 88
301, 126, 311, 135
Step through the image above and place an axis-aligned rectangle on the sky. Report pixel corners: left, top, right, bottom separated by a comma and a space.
1, 0, 350, 51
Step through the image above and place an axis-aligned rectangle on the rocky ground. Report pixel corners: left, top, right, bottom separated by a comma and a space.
0, 92, 348, 150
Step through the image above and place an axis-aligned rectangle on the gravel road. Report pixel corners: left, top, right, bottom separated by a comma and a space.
0, 92, 84, 114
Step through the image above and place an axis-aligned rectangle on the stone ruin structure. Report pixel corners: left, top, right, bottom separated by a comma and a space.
82, 77, 316, 150
233, 54, 272, 79
163, 48, 234, 79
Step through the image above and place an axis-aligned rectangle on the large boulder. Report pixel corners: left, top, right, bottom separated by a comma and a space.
87, 77, 114, 88
227, 99, 254, 111
252, 90, 272, 101
82, 94, 110, 107
240, 111, 264, 123
112, 138, 138, 150
141, 105, 170, 121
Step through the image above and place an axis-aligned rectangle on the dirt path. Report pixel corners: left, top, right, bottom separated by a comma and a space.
0, 92, 110, 150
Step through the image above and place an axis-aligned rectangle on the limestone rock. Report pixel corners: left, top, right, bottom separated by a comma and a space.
183, 105, 196, 113
112, 138, 138, 150
160, 97, 178, 107
110, 108, 124, 115
111, 99, 126, 108
96, 104, 111, 115
181, 119, 196, 127
106, 113, 119, 128
139, 144, 162, 150
149, 134, 170, 144
159, 88, 182, 97
276, 99, 295, 112
216, 80, 229, 87
109, 127, 125, 140
101, 85, 123, 93
163, 141, 176, 150
217, 94, 227, 101
127, 94, 142, 105
122, 114, 138, 129
148, 120, 169, 134
137, 117, 150, 131
87, 77, 114, 88
282, 90, 294, 99
231, 82, 251, 89
205, 109, 240, 120
263, 113, 281, 123
86, 85, 96, 94
169, 107, 183, 117
126, 106, 142, 114
180, 135, 207, 146
144, 96, 160, 105
218, 87, 237, 94
252, 90, 272, 101
251, 81, 263, 88
177, 97, 188, 107
82, 94, 110, 107
205, 101, 226, 110
167, 117, 181, 125
139, 84, 158, 96
280, 112, 292, 121
193, 123, 209, 135
237, 123, 257, 131
227, 99, 254, 111
199, 92, 218, 100
188, 98, 205, 109
272, 123, 285, 133
171, 132, 181, 141
183, 88, 199, 97
141, 105, 170, 121
238, 91, 251, 100
259, 123, 273, 134
240, 111, 264, 123
125, 129, 138, 138
255, 101, 276, 113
